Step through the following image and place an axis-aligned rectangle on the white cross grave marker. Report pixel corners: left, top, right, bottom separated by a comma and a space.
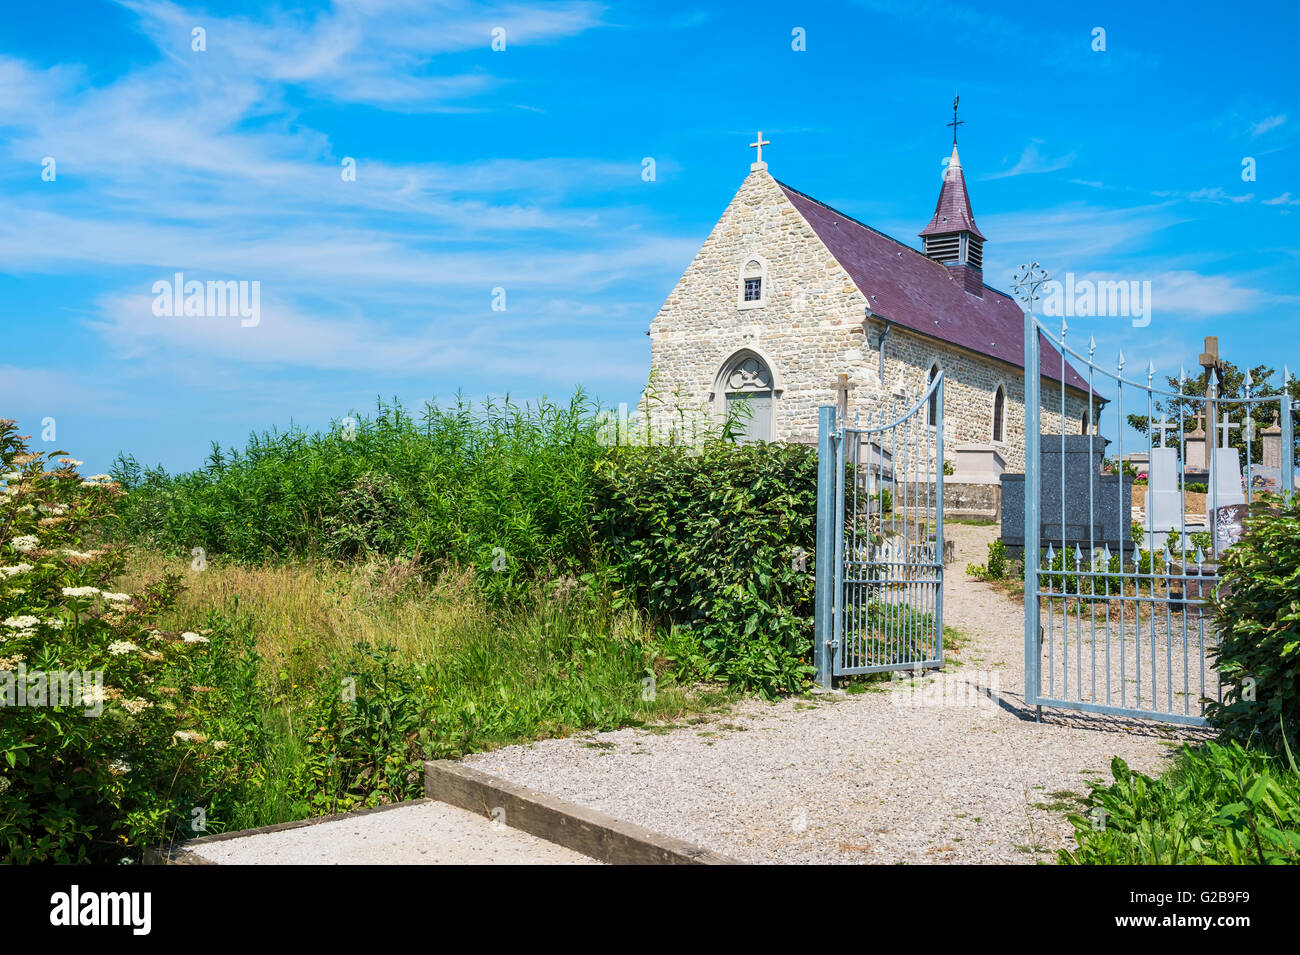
1151, 414, 1176, 448
1216, 411, 1240, 449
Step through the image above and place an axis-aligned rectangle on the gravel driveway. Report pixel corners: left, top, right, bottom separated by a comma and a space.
465, 522, 1211, 864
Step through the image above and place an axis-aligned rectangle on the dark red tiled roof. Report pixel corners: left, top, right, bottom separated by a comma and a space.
776, 179, 1097, 398
919, 145, 985, 240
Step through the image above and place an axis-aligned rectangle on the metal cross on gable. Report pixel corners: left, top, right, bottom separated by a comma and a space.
1216, 410, 1240, 448
1151, 414, 1176, 448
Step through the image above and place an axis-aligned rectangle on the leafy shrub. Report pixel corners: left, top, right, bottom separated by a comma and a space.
967, 539, 1011, 582
591, 442, 817, 696
1060, 741, 1300, 864
1207, 496, 1300, 752
0, 419, 248, 862
110, 396, 608, 599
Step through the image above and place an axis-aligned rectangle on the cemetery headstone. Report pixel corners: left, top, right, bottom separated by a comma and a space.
1000, 435, 1134, 557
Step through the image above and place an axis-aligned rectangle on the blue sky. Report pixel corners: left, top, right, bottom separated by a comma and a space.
1, 0, 1297, 472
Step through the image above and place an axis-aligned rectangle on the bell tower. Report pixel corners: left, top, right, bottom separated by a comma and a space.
920, 97, 986, 296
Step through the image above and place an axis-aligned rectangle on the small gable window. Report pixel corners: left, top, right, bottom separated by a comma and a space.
738, 256, 767, 309
992, 385, 1005, 443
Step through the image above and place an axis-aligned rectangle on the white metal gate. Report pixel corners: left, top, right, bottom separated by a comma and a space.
814, 375, 945, 685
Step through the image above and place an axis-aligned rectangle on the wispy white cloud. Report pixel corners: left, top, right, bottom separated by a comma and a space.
1187, 187, 1255, 204
117, 0, 606, 110
982, 141, 1076, 180
1249, 113, 1287, 137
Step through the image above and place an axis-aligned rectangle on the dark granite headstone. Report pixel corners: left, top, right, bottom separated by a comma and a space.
1000, 435, 1135, 557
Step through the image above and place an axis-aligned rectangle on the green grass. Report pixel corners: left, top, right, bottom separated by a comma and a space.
114, 549, 731, 833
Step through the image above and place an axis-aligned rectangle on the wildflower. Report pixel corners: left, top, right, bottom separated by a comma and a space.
1, 472, 20, 481
101, 592, 132, 603
10, 535, 39, 553
121, 698, 151, 715
173, 729, 206, 743
0, 564, 33, 578
182, 632, 209, 644
2, 615, 40, 630
62, 549, 96, 560
57, 458, 84, 467
212, 741, 229, 751
38, 504, 67, 516
108, 641, 139, 655
107, 759, 131, 775
62, 586, 101, 597
0, 776, 9, 794
44, 617, 64, 630
82, 684, 107, 706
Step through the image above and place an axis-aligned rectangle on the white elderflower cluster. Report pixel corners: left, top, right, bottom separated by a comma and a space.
121, 698, 151, 715
101, 592, 132, 603
0, 564, 32, 578
10, 535, 40, 553
181, 632, 210, 644
62, 586, 101, 598
108, 641, 140, 655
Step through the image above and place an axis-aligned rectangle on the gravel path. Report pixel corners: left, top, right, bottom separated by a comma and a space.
189, 800, 601, 865
465, 522, 1212, 864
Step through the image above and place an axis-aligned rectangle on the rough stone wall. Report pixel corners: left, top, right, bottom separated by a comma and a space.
645, 169, 1097, 471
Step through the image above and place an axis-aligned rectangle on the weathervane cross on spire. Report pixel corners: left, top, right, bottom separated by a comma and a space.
749, 131, 770, 170
946, 94, 963, 145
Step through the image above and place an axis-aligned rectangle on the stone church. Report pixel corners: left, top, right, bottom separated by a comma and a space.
644, 133, 1099, 472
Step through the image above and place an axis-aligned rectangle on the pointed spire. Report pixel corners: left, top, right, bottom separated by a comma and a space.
920, 144, 986, 242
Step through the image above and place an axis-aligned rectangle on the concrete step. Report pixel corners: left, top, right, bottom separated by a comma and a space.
152, 762, 737, 865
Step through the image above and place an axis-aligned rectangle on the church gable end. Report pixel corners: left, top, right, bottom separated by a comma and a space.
646, 168, 869, 444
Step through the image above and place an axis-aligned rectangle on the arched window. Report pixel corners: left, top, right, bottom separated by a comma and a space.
738, 256, 767, 309
1081, 410, 1090, 435
992, 385, 1005, 443
926, 363, 940, 427
719, 351, 774, 442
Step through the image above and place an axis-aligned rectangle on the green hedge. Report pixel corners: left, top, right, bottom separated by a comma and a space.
1208, 495, 1300, 753
591, 442, 817, 695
